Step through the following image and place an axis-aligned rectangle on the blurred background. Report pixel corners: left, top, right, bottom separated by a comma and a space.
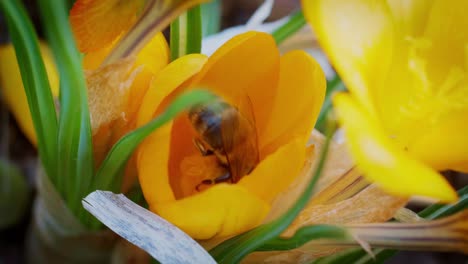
0, 1, 466, 263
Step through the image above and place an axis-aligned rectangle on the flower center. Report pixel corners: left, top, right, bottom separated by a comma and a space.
173, 98, 260, 198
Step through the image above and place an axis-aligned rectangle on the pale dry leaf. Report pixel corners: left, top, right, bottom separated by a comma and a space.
82, 191, 216, 264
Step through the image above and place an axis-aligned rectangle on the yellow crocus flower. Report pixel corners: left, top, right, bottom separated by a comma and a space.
302, 0, 467, 202
136, 31, 326, 239
0, 42, 59, 145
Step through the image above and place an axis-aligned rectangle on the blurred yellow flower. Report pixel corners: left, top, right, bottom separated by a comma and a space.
0, 42, 59, 145
302, 0, 467, 202
136, 31, 326, 239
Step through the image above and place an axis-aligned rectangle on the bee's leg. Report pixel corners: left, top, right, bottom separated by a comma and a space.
196, 179, 213, 192
193, 138, 213, 156
214, 172, 232, 184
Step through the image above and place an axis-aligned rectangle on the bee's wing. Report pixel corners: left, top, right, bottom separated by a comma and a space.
221, 95, 259, 182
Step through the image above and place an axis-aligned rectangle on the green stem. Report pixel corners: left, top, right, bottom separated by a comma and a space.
271, 11, 306, 45
316, 75, 346, 132
38, 0, 94, 224
170, 5, 203, 60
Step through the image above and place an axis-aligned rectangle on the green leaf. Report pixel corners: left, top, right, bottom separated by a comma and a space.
271, 11, 306, 45
209, 114, 338, 263
37, 0, 94, 217
93, 90, 216, 193
316, 75, 346, 132
313, 186, 468, 264
0, 1, 58, 179
201, 0, 221, 37
256, 225, 348, 251
170, 5, 203, 60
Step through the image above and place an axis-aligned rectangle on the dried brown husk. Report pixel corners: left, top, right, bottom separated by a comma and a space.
86, 57, 142, 168
241, 131, 408, 263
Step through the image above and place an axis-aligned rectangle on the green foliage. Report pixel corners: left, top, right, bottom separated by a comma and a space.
170, 5, 203, 60
0, 1, 216, 229
0, 1, 58, 179
256, 225, 348, 251
272, 11, 306, 45
201, 0, 221, 37
316, 75, 346, 132
37, 0, 95, 215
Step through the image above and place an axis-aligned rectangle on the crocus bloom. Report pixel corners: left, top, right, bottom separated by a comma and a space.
137, 31, 326, 239
0, 42, 59, 145
303, 0, 467, 202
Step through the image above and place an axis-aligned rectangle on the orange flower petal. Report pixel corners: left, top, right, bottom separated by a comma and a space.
126, 34, 170, 118
136, 54, 208, 127
193, 31, 280, 141
138, 123, 175, 205
70, 0, 145, 53
260, 50, 325, 156
83, 32, 169, 72
137, 54, 208, 205
239, 136, 308, 204
156, 184, 269, 239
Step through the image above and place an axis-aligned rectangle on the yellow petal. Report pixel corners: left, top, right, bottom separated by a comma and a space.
193, 31, 280, 141
156, 184, 269, 239
239, 136, 308, 204
421, 0, 468, 86
137, 55, 208, 205
333, 92, 457, 202
126, 34, 170, 118
136, 54, 208, 127
0, 43, 59, 145
70, 0, 145, 52
138, 122, 176, 206
409, 108, 468, 172
260, 50, 325, 156
302, 0, 394, 114
386, 0, 434, 37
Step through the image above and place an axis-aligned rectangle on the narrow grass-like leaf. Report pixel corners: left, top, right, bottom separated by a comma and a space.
93, 90, 216, 193
209, 115, 337, 263
0, 1, 58, 179
256, 225, 348, 251
170, 5, 203, 60
38, 0, 94, 216
316, 76, 346, 132
201, 0, 221, 37
313, 186, 468, 264
271, 11, 306, 45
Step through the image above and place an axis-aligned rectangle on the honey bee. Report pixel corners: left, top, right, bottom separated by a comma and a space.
188, 96, 259, 189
